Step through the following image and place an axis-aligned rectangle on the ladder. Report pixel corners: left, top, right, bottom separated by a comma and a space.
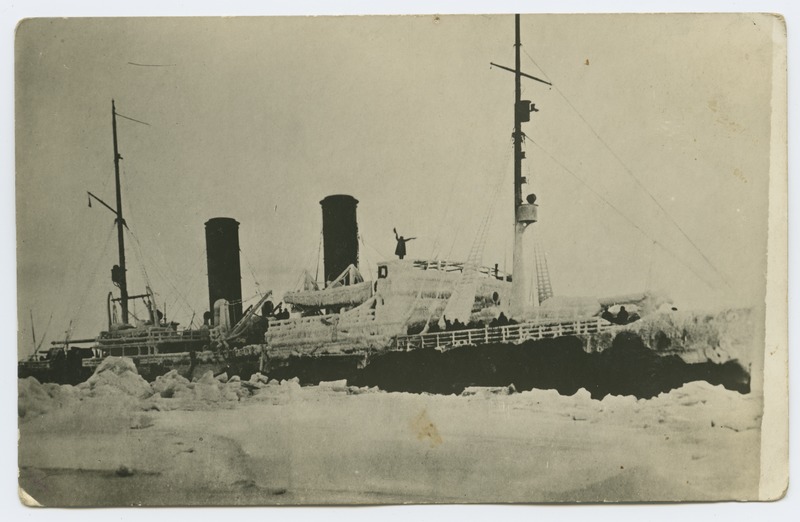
534, 240, 554, 304
440, 209, 493, 325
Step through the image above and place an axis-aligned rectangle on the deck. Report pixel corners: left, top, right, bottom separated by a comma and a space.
393, 317, 618, 352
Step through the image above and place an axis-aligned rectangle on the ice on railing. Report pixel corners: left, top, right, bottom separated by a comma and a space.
394, 317, 615, 351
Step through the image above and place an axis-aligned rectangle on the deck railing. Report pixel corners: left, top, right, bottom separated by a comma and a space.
269, 308, 378, 334
393, 317, 616, 352
97, 328, 208, 346
408, 259, 509, 279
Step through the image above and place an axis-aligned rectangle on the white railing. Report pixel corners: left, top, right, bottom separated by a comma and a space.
267, 312, 405, 352
408, 259, 509, 280
269, 308, 377, 334
97, 328, 208, 345
393, 317, 617, 352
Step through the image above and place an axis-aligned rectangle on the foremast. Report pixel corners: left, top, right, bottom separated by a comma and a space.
111, 100, 129, 324
87, 100, 130, 324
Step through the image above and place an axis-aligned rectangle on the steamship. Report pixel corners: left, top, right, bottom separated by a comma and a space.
19, 16, 675, 389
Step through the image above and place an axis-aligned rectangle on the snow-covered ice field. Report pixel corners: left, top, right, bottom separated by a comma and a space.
18, 357, 762, 505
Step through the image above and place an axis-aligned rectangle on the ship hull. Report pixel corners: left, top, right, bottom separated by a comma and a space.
18, 360, 94, 386
18, 348, 94, 385
19, 349, 263, 385
349, 333, 750, 398
20, 329, 751, 400
261, 330, 750, 399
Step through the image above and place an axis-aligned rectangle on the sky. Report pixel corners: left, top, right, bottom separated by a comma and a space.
14, 13, 780, 354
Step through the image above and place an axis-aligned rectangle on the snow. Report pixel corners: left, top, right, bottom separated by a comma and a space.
81, 356, 153, 400
628, 308, 758, 366
18, 356, 762, 505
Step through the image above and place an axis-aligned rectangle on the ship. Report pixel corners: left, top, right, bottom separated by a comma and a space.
19, 15, 750, 397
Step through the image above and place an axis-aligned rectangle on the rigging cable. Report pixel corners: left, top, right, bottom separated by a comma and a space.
358, 234, 375, 282
361, 235, 390, 263
646, 239, 657, 291
314, 228, 323, 283
429, 162, 461, 260
423, 142, 511, 329
115, 119, 194, 321
289, 229, 325, 292
118, 163, 154, 290
32, 313, 54, 356
67, 221, 117, 338
241, 247, 264, 298
121, 163, 199, 321
168, 246, 207, 315
129, 227, 198, 320
530, 139, 720, 291
522, 48, 732, 291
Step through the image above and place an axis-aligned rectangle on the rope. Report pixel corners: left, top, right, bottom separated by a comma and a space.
646, 239, 656, 291
120, 164, 200, 321
523, 49, 732, 291
358, 234, 375, 282
314, 229, 322, 283
427, 126, 476, 260
241, 247, 263, 297
530, 139, 720, 291
420, 142, 510, 329
67, 222, 117, 338
170, 247, 207, 314
439, 150, 508, 324
32, 314, 53, 355
119, 164, 153, 291
115, 103, 207, 325
128, 227, 198, 320
160, 247, 206, 322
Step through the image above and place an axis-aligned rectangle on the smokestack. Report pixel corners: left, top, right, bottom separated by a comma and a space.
205, 217, 243, 326
320, 195, 359, 284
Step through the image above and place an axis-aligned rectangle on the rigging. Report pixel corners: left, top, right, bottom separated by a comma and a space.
521, 48, 732, 291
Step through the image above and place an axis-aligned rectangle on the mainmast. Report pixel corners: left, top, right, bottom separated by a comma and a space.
491, 14, 552, 318
513, 15, 523, 211
111, 100, 129, 324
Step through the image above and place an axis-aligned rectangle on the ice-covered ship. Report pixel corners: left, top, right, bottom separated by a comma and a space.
19, 16, 750, 397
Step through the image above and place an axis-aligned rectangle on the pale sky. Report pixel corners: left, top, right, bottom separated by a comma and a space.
15, 14, 780, 354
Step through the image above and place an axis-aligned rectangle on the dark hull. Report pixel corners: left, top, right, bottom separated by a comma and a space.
265, 331, 750, 400
19, 350, 262, 385
129, 349, 263, 383
18, 350, 94, 385
20, 331, 751, 400
18, 361, 94, 386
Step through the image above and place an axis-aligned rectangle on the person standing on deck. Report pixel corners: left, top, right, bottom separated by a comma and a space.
616, 306, 629, 325
393, 228, 416, 260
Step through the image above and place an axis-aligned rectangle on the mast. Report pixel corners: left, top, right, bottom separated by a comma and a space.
514, 15, 523, 210
496, 14, 549, 318
29, 310, 37, 351
509, 15, 529, 317
111, 100, 129, 323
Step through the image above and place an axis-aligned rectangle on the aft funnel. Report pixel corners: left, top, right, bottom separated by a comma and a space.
320, 195, 359, 285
